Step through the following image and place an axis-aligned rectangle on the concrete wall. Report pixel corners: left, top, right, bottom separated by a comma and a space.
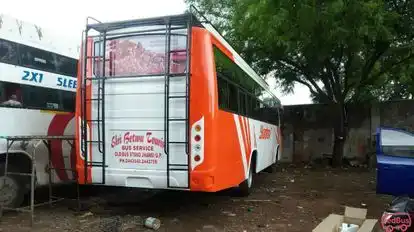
280, 100, 414, 163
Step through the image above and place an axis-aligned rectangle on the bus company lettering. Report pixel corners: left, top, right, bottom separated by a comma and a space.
57, 77, 77, 89
259, 126, 271, 140
111, 132, 164, 165
22, 70, 44, 83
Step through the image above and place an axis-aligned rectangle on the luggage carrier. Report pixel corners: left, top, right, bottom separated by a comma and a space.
80, 11, 204, 189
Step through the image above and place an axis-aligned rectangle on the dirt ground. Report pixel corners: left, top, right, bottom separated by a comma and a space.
0, 165, 392, 232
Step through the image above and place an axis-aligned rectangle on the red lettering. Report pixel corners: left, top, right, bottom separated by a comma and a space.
259, 126, 271, 140
146, 132, 164, 148
111, 135, 122, 148
146, 132, 152, 143
124, 132, 144, 144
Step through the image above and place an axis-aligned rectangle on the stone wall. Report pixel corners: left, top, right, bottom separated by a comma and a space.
279, 100, 414, 163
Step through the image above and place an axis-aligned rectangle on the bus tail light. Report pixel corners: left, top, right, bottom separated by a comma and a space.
194, 155, 201, 162
194, 135, 201, 142
191, 116, 204, 171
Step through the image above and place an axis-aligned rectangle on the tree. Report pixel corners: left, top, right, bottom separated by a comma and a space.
186, 0, 414, 166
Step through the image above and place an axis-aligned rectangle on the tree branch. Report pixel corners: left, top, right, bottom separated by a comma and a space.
279, 58, 330, 100
361, 41, 390, 82
294, 78, 319, 96
343, 52, 354, 98
371, 52, 414, 80
325, 59, 342, 101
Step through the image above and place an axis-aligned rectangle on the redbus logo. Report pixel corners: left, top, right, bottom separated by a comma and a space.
259, 126, 271, 140
381, 212, 411, 232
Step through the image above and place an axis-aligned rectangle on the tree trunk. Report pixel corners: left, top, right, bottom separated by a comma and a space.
331, 103, 348, 167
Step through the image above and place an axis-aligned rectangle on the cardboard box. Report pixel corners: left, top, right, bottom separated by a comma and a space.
313, 206, 378, 232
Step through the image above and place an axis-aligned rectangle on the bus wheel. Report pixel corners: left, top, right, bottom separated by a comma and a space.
0, 163, 26, 208
237, 164, 254, 197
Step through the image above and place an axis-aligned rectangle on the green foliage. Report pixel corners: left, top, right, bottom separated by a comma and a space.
186, 0, 414, 104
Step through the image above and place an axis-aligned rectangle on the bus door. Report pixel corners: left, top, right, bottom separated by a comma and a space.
84, 21, 191, 189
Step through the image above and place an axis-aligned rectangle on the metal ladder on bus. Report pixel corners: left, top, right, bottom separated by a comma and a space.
80, 19, 108, 185
164, 15, 192, 189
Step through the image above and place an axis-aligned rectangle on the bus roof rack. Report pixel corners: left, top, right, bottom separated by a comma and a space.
86, 13, 202, 33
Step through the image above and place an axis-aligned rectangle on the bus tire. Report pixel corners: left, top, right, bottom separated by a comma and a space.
237, 163, 254, 197
0, 162, 26, 208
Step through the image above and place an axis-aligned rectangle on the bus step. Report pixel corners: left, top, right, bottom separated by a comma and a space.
168, 141, 187, 144
168, 118, 188, 122
84, 140, 102, 143
169, 168, 189, 171
168, 95, 188, 99
5, 172, 33, 177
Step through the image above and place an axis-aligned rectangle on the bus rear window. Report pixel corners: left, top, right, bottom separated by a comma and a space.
94, 34, 187, 77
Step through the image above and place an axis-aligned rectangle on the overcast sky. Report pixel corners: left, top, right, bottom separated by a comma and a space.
1, 0, 312, 105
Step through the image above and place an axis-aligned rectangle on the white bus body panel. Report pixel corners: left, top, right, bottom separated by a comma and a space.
0, 108, 75, 185
89, 75, 188, 189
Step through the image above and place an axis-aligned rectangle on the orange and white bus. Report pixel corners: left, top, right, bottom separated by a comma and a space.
75, 10, 282, 196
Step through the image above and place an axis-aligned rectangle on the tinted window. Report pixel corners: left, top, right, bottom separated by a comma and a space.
20, 45, 57, 72
0, 39, 18, 64
0, 81, 74, 112
0, 82, 23, 107
62, 91, 75, 112
56, 55, 77, 76
214, 45, 280, 124
217, 77, 229, 109
239, 91, 246, 115
228, 84, 238, 112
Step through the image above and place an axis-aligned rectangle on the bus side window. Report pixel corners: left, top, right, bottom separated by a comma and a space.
268, 107, 280, 125
20, 45, 57, 73
238, 91, 246, 115
228, 83, 238, 112
22, 86, 61, 110
62, 91, 75, 112
0, 82, 23, 108
0, 39, 18, 65
217, 77, 229, 109
253, 100, 261, 119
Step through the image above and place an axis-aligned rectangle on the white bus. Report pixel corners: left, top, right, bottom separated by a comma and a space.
0, 14, 79, 208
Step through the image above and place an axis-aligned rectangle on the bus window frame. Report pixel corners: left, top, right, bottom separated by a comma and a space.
0, 81, 75, 113
92, 30, 188, 77
0, 38, 77, 77
214, 45, 281, 126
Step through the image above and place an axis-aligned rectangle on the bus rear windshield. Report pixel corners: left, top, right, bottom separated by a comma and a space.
94, 33, 187, 77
